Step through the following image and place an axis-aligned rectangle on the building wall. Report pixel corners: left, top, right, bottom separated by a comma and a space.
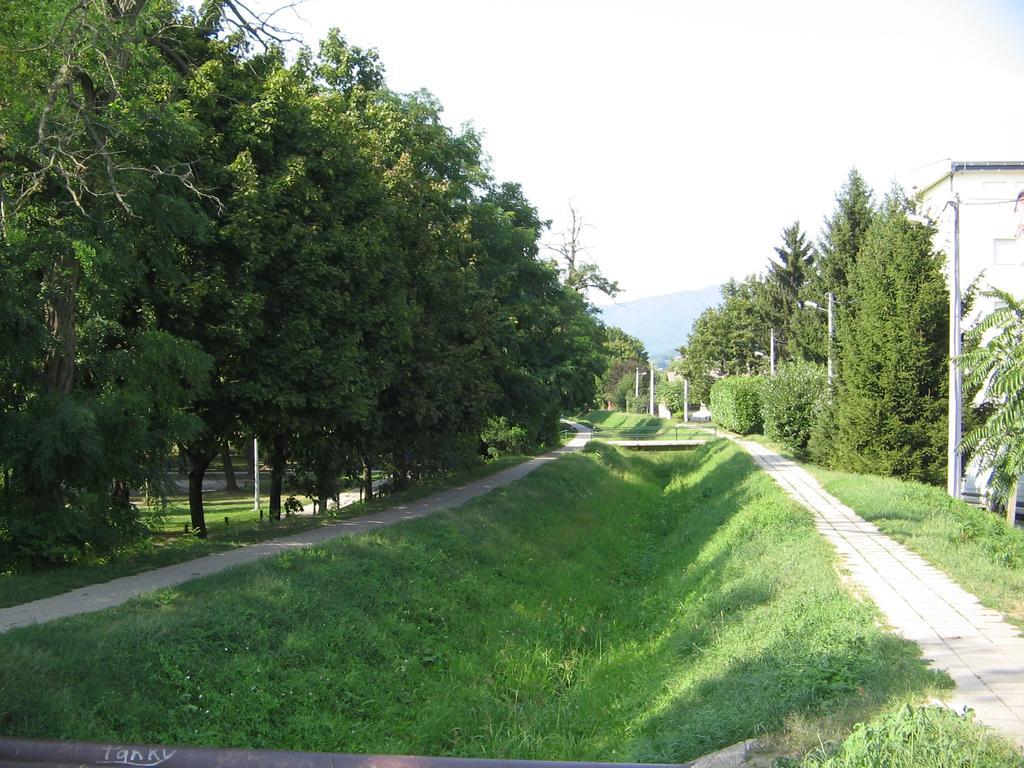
916, 166, 1024, 512
918, 168, 1024, 324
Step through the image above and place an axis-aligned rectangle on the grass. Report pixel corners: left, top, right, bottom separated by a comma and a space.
807, 465, 1024, 628
579, 410, 713, 441
792, 704, 1024, 767
0, 455, 529, 610
0, 441, 948, 761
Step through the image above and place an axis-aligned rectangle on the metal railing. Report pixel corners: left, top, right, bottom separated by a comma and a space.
590, 424, 717, 441
0, 737, 694, 768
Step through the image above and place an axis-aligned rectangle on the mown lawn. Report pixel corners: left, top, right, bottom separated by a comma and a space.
580, 410, 711, 441
809, 466, 1024, 628
0, 441, 947, 761
0, 456, 528, 610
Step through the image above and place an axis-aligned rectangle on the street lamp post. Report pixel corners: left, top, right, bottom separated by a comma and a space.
803, 293, 835, 387
754, 331, 776, 376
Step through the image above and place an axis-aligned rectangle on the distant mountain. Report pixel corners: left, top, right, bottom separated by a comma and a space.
598, 285, 722, 366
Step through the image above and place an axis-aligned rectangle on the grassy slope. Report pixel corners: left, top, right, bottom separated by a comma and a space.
0, 456, 528, 609
0, 442, 946, 762
809, 466, 1024, 628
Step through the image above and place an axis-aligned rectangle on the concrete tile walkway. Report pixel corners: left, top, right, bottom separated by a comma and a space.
739, 439, 1024, 747
0, 426, 592, 635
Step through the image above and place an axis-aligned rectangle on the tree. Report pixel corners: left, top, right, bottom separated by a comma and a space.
598, 327, 647, 410
0, 0, 216, 557
676, 275, 776, 398
832, 193, 948, 483
960, 289, 1024, 522
797, 169, 877, 366
546, 204, 619, 299
816, 169, 876, 307
767, 221, 815, 361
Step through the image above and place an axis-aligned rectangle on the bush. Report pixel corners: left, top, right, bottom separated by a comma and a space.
807, 393, 839, 467
709, 376, 765, 434
480, 416, 530, 460
761, 362, 827, 455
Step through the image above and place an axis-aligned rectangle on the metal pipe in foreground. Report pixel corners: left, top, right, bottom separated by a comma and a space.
0, 738, 693, 768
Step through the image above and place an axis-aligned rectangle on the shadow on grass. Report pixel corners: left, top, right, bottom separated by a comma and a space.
0, 442, 947, 763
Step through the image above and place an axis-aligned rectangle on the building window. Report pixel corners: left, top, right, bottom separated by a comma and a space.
993, 238, 1022, 266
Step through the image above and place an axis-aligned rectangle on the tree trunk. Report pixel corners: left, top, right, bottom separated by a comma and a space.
1007, 476, 1020, 527
269, 433, 286, 521
112, 479, 130, 510
43, 252, 80, 395
184, 447, 214, 538
362, 460, 373, 501
222, 440, 240, 492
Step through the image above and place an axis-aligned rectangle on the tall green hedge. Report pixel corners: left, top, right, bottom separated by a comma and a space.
710, 376, 765, 434
761, 362, 827, 455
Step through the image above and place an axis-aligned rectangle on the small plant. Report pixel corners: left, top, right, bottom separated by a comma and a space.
283, 496, 304, 517
798, 704, 1024, 767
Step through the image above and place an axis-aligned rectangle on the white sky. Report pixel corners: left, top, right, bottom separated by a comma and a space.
248, 0, 1024, 303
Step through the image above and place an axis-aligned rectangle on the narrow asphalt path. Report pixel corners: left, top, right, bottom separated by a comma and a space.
0, 424, 592, 635
739, 439, 1024, 747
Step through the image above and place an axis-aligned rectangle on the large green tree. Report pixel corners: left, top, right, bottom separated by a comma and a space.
0, 0, 215, 558
831, 193, 948, 483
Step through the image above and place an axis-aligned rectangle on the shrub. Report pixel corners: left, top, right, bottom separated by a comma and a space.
709, 375, 765, 434
807, 392, 839, 467
480, 416, 530, 460
761, 362, 827, 455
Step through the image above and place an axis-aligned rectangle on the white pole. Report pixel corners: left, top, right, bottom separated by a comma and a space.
948, 200, 962, 500
649, 362, 655, 416
827, 292, 834, 387
684, 378, 689, 422
769, 329, 776, 376
635, 367, 640, 399
253, 437, 261, 515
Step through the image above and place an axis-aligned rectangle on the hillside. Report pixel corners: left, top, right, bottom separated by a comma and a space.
598, 284, 721, 365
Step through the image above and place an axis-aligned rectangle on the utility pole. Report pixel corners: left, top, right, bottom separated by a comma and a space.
769, 328, 776, 376
649, 361, 655, 416
683, 378, 689, 422
907, 197, 962, 501
827, 292, 834, 387
949, 199, 962, 500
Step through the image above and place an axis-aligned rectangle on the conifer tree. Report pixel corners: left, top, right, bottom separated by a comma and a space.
767, 222, 815, 361
832, 193, 948, 483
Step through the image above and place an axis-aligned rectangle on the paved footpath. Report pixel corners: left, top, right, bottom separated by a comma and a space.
0, 426, 592, 635
740, 439, 1024, 747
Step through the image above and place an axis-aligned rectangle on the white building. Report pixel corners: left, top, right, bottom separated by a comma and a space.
912, 161, 1024, 512
913, 161, 1024, 324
